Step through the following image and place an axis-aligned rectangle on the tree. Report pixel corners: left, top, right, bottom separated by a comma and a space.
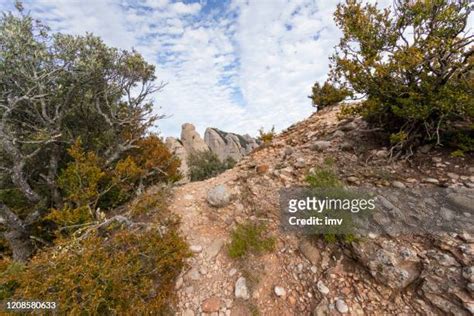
329, 0, 473, 155
0, 4, 169, 260
309, 80, 351, 109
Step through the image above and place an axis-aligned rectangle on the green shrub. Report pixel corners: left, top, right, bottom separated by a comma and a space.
306, 165, 342, 189
228, 222, 275, 259
0, 224, 190, 314
305, 165, 364, 243
187, 151, 235, 181
257, 126, 276, 144
329, 0, 473, 152
309, 81, 350, 109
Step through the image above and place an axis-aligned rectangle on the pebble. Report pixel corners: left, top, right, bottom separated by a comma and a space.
235, 277, 250, 300
336, 299, 349, 313
190, 245, 203, 253
317, 280, 330, 295
392, 181, 406, 189
274, 286, 286, 297
201, 296, 221, 313
423, 178, 440, 185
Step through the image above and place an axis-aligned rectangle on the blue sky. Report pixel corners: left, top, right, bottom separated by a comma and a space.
0, 0, 393, 137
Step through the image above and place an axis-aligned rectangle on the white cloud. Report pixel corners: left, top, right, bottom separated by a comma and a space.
2, 0, 437, 138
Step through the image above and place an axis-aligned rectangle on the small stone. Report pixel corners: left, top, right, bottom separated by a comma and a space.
201, 296, 221, 313
229, 268, 237, 276
332, 130, 345, 138
317, 280, 330, 295
310, 266, 317, 274
190, 245, 203, 253
467, 283, 474, 293
347, 176, 359, 184
256, 164, 269, 174
185, 267, 201, 281
423, 178, 440, 185
336, 299, 349, 313
284, 147, 294, 156
375, 149, 388, 158
294, 157, 306, 168
288, 296, 296, 305
235, 277, 250, 300
274, 286, 286, 297
463, 266, 474, 283
312, 141, 332, 151
392, 181, 406, 189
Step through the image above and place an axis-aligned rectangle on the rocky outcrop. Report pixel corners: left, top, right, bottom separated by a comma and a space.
204, 128, 258, 162
166, 123, 258, 179
181, 123, 209, 154
165, 137, 188, 176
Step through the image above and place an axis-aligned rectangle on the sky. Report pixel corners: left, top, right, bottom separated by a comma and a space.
0, 0, 393, 137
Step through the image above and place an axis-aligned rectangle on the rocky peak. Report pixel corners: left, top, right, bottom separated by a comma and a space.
166, 123, 258, 180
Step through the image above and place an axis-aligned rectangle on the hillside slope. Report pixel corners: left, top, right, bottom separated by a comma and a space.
168, 106, 473, 315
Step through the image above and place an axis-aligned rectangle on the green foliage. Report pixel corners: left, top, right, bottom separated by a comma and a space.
0, 5, 182, 259
305, 164, 364, 243
309, 80, 351, 109
228, 222, 275, 259
306, 162, 342, 188
329, 0, 474, 151
129, 189, 167, 219
187, 151, 236, 182
450, 149, 465, 158
257, 126, 276, 144
0, 225, 190, 314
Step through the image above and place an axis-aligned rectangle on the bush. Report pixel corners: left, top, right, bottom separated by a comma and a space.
187, 151, 236, 181
305, 164, 363, 243
306, 162, 342, 188
309, 81, 350, 109
228, 222, 275, 259
329, 0, 473, 152
0, 224, 190, 314
257, 126, 276, 144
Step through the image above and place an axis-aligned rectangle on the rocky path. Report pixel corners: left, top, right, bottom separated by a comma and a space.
170, 170, 240, 316
168, 106, 474, 315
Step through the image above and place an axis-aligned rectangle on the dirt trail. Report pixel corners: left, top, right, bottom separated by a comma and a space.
168, 106, 474, 316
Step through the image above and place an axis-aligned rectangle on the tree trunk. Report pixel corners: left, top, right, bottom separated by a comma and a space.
3, 230, 34, 262
0, 203, 35, 261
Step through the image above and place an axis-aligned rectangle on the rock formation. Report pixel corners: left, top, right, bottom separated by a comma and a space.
166, 123, 258, 179
204, 127, 258, 162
